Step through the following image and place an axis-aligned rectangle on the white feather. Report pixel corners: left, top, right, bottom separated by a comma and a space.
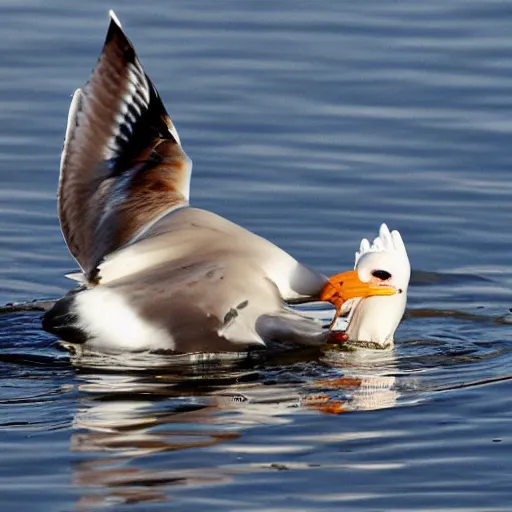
73, 287, 175, 352
65, 272, 87, 283
355, 223, 409, 267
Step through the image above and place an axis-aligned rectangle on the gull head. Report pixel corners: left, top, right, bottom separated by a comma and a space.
344, 224, 410, 348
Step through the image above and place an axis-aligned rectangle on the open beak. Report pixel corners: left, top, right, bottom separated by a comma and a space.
320, 269, 396, 329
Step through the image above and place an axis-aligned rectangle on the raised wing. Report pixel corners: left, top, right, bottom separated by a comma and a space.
58, 11, 192, 281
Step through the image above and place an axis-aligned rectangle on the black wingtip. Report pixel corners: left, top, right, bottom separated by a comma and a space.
106, 10, 125, 40
108, 10, 122, 29
97, 11, 179, 173
106, 10, 123, 40
104, 10, 136, 60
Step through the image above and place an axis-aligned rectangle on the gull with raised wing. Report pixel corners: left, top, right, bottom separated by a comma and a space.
43, 12, 400, 354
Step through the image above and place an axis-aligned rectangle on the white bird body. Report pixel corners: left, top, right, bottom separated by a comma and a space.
42, 12, 408, 354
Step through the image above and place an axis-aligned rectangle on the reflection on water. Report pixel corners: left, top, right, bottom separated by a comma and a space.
61, 324, 512, 511
69, 351, 401, 509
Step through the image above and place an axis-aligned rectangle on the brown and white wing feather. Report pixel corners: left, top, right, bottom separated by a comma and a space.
58, 12, 192, 280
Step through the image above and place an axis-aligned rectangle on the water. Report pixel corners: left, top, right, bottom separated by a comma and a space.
1, 1, 512, 510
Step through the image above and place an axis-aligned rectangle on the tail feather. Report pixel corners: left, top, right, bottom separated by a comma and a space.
42, 290, 88, 344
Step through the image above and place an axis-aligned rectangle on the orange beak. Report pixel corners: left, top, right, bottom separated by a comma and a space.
320, 269, 396, 328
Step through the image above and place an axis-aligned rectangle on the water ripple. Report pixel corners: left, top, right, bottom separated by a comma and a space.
1, 1, 512, 510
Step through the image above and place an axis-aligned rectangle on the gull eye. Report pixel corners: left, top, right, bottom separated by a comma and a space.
371, 270, 392, 281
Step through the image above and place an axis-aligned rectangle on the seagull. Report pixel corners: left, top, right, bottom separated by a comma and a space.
42, 12, 398, 354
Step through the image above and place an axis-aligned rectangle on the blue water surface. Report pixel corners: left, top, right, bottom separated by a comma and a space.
0, 1, 512, 510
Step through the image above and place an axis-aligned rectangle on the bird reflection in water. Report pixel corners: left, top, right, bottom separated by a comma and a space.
69, 346, 399, 510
